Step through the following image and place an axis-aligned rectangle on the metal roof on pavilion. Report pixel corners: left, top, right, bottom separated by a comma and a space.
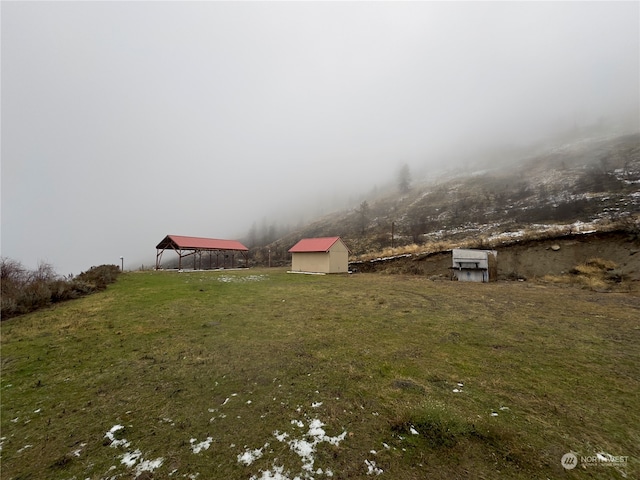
155, 234, 249, 270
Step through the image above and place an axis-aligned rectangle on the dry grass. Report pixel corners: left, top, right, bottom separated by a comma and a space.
585, 257, 618, 270
542, 257, 620, 290
362, 241, 455, 261
2, 269, 638, 479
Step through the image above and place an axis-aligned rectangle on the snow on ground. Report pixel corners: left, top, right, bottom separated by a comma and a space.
190, 436, 213, 454
365, 459, 384, 475
241, 417, 346, 479
95, 390, 394, 478
104, 425, 164, 478
217, 274, 268, 283
104, 425, 130, 449
237, 443, 269, 465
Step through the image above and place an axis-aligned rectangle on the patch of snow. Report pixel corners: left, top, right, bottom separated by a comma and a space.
217, 274, 269, 283
105, 425, 130, 448
249, 464, 289, 480
72, 442, 87, 457
190, 437, 213, 454
365, 459, 383, 475
308, 419, 325, 437
290, 438, 316, 471
245, 418, 347, 478
120, 450, 164, 476
237, 444, 267, 466
136, 457, 164, 477
274, 431, 289, 442
121, 449, 142, 467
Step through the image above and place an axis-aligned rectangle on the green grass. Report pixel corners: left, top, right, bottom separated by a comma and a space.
1, 269, 638, 479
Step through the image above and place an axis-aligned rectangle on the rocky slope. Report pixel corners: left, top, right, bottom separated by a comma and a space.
253, 131, 640, 269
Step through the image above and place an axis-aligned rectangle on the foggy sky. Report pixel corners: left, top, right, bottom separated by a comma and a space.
2, 1, 638, 274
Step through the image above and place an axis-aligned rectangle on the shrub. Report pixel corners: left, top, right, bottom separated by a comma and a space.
0, 258, 121, 320
75, 264, 121, 290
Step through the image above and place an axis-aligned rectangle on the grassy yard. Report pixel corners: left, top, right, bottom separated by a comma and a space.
1, 269, 638, 479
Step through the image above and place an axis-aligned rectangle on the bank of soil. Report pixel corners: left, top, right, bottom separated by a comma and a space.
353, 231, 640, 285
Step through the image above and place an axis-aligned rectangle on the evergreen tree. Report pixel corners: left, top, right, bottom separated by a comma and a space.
398, 163, 411, 193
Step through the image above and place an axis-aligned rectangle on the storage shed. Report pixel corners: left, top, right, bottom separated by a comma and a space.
452, 249, 497, 282
288, 237, 350, 274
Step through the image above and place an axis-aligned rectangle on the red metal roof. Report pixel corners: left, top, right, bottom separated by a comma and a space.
156, 235, 248, 251
288, 236, 345, 253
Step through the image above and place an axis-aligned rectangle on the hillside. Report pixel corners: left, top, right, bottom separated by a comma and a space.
251, 132, 640, 269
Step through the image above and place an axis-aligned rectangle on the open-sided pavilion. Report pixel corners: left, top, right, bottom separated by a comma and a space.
155, 235, 249, 270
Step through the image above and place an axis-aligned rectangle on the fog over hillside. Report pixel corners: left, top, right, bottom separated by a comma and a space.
2, 2, 638, 274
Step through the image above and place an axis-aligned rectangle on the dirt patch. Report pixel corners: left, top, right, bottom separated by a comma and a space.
352, 231, 640, 284
495, 231, 639, 281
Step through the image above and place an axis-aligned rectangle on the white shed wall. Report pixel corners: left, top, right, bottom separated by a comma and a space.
291, 252, 330, 273
290, 240, 349, 273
